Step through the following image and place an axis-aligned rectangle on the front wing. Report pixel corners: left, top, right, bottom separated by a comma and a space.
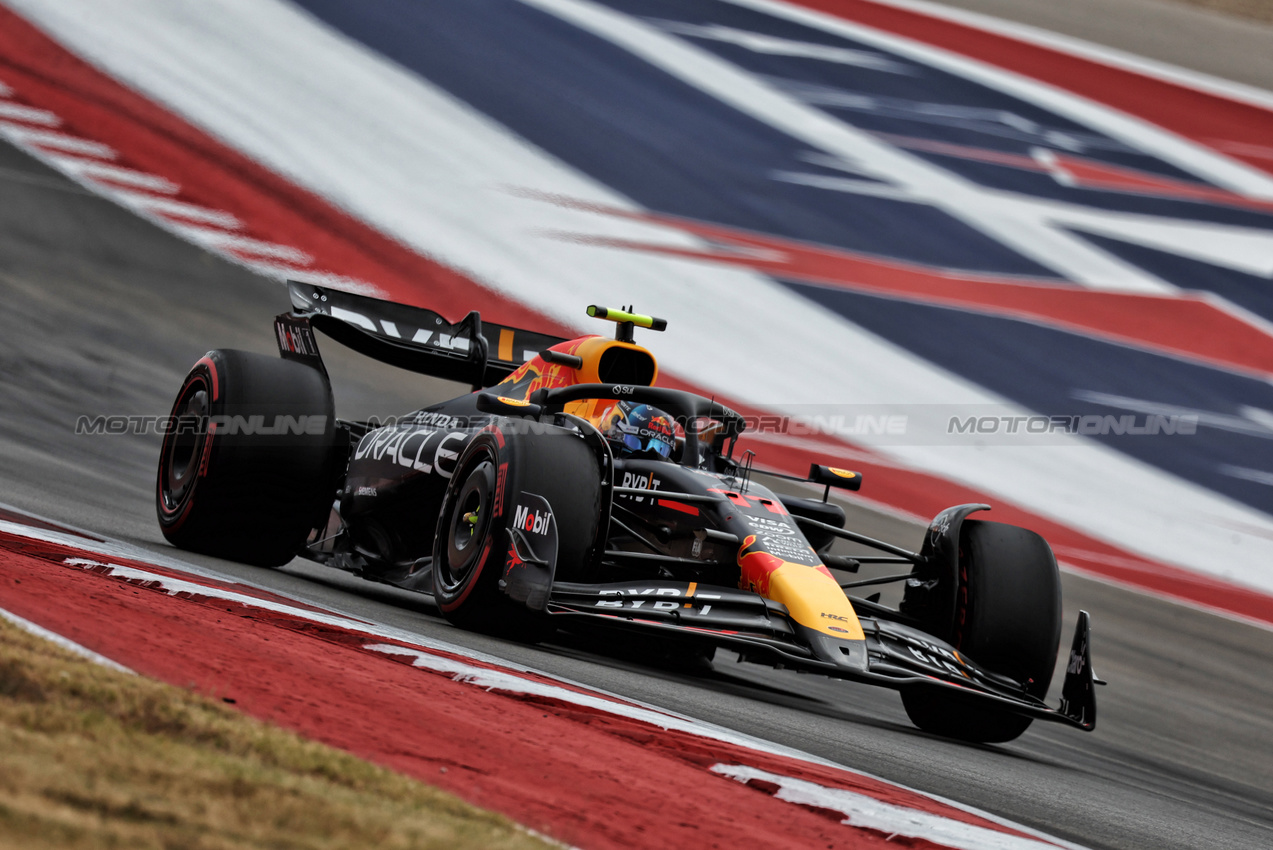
548, 580, 1102, 731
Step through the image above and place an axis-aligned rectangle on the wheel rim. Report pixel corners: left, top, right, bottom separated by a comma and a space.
159, 377, 210, 515
436, 454, 496, 594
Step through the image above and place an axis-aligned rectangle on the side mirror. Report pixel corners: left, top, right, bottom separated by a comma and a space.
808, 464, 862, 491
476, 393, 542, 418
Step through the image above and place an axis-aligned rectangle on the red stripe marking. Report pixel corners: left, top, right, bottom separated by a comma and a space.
0, 534, 1040, 849
876, 132, 1273, 213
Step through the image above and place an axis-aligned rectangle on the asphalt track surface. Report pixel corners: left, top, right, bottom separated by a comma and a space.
0, 28, 1272, 850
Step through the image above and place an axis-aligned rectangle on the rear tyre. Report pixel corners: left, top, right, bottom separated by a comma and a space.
156, 350, 336, 567
901, 520, 1061, 743
432, 424, 601, 641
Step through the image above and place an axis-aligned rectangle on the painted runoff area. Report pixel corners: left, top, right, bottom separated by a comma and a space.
4, 0, 1273, 615
0, 517, 1083, 850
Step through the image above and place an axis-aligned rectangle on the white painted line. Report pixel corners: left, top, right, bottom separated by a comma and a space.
0, 606, 134, 674
244, 262, 387, 297
368, 643, 693, 723
0, 101, 59, 126
0, 122, 116, 158
47, 154, 179, 193
110, 189, 243, 229
713, 764, 1068, 849
651, 20, 910, 72
857, 0, 1273, 111
0, 79, 12, 97
166, 224, 312, 263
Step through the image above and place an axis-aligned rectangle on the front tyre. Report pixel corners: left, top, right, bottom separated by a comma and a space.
432, 423, 602, 641
432, 434, 505, 627
156, 350, 336, 567
901, 520, 1062, 744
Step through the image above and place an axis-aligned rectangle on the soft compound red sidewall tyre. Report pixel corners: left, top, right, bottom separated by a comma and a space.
901, 520, 1062, 744
156, 359, 218, 534
433, 432, 505, 617
155, 349, 336, 567
432, 422, 602, 640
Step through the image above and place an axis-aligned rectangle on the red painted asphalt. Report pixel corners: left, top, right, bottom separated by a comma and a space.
0, 528, 1049, 849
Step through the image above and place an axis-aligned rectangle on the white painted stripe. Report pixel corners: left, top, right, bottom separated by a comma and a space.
0, 100, 59, 126
725, 0, 1273, 201
46, 154, 180, 192
1073, 391, 1273, 439
244, 263, 386, 297
10, 0, 1273, 591
1200, 290, 1273, 341
652, 20, 910, 72
0, 122, 115, 158
0, 606, 134, 674
47, 154, 179, 193
857, 0, 1273, 112
369, 643, 703, 728
1222, 465, 1273, 487
712, 765, 1067, 850
166, 224, 311, 263
0, 79, 12, 97
109, 189, 242, 228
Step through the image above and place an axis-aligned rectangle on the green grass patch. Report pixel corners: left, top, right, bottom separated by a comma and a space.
0, 617, 555, 850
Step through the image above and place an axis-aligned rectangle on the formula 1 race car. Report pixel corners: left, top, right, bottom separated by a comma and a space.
156, 283, 1103, 743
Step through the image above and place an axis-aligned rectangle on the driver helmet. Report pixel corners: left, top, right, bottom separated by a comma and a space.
602, 401, 676, 460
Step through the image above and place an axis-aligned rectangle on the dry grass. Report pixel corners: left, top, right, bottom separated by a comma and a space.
0, 617, 554, 850
1164, 0, 1273, 24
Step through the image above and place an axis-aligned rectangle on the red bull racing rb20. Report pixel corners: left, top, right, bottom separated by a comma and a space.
156, 283, 1103, 744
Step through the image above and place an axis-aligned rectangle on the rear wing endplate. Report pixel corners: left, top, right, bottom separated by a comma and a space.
277, 282, 567, 387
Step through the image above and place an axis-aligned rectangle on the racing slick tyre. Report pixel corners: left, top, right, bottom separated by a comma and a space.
432, 422, 603, 642
901, 520, 1062, 744
156, 350, 336, 567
